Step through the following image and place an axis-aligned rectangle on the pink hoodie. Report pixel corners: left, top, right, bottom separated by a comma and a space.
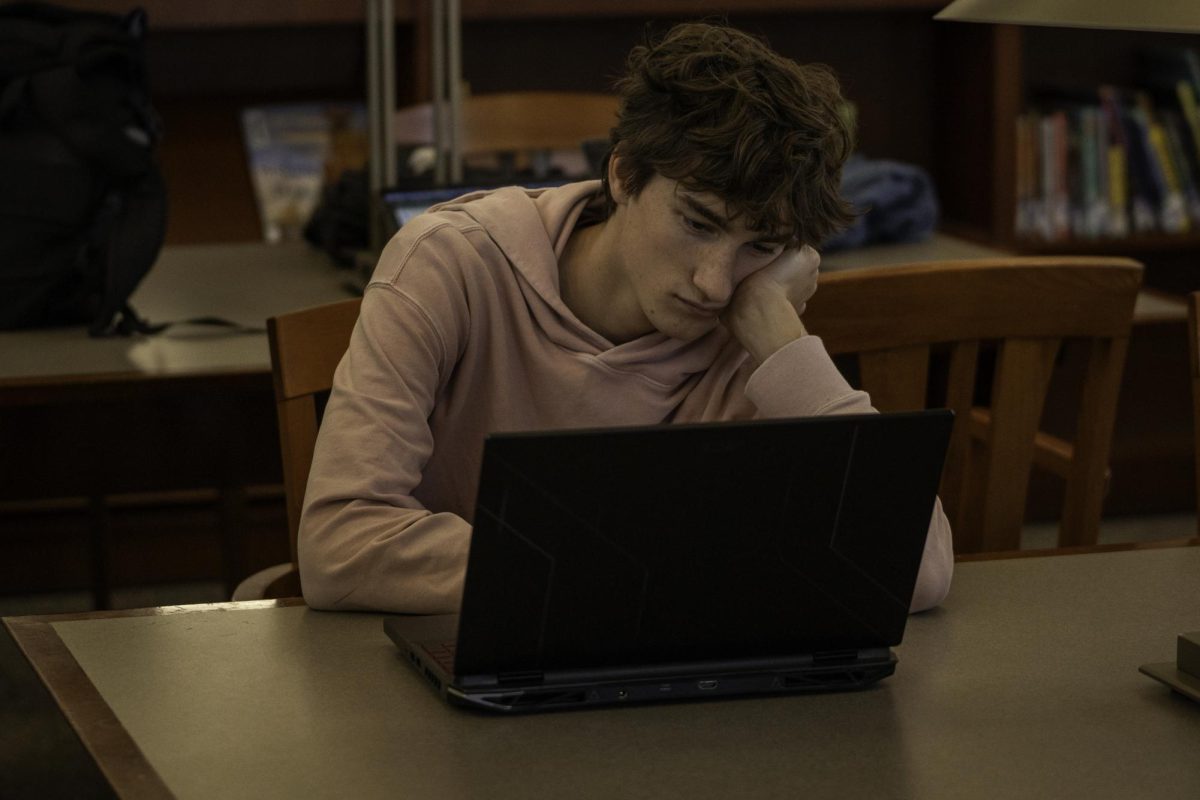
299, 181, 952, 613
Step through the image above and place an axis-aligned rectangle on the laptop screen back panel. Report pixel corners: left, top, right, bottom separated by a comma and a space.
455, 411, 952, 680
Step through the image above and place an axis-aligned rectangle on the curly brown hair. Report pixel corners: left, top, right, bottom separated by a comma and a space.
605, 22, 856, 247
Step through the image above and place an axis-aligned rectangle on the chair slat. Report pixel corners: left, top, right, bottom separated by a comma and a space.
938, 340, 980, 529
270, 299, 362, 401
276, 396, 319, 564
1059, 335, 1129, 546
858, 346, 929, 412
975, 337, 1061, 551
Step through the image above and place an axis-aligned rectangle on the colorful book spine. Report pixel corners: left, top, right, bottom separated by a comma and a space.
1091, 105, 1113, 237
1077, 107, 1103, 238
1135, 92, 1188, 232
1098, 86, 1133, 237
1016, 53, 1200, 241
1162, 110, 1200, 226
1177, 81, 1200, 168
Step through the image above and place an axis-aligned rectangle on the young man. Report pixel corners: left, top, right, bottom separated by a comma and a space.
299, 22, 952, 613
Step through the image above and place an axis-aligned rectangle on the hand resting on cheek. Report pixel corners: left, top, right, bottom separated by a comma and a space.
721, 244, 820, 364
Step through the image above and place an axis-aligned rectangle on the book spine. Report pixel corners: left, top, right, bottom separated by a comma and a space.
1136, 91, 1188, 232
1178, 81, 1200, 166
1078, 108, 1103, 238
1098, 86, 1132, 237
1052, 111, 1071, 240
1162, 111, 1200, 227
1121, 102, 1163, 233
1091, 106, 1113, 237
1015, 113, 1033, 237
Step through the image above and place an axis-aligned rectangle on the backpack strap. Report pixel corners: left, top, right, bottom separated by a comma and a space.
88, 166, 165, 336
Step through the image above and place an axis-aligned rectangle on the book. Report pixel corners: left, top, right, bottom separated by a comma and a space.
1104, 87, 1158, 234
1014, 113, 1039, 238
1037, 112, 1071, 240
1095, 91, 1130, 238
1161, 109, 1200, 225
1076, 107, 1107, 238
1178, 81, 1200, 165
1133, 92, 1188, 233
240, 103, 368, 243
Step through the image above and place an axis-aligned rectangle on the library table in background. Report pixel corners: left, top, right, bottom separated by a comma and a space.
0, 242, 356, 602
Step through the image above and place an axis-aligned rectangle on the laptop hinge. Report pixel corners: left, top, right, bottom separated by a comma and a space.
497, 670, 544, 686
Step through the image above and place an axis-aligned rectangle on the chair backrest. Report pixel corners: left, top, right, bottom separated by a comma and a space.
804, 257, 1143, 553
1190, 292, 1200, 537
268, 298, 363, 565
393, 91, 618, 156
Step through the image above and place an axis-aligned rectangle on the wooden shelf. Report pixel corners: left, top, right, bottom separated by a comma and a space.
1015, 234, 1200, 257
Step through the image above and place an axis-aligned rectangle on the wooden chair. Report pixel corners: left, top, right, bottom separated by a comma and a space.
232, 298, 363, 600
804, 257, 1143, 554
393, 91, 617, 168
1190, 292, 1200, 537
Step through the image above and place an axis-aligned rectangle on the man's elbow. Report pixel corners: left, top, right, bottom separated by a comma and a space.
296, 510, 358, 611
909, 565, 951, 612
909, 501, 954, 613
299, 558, 349, 610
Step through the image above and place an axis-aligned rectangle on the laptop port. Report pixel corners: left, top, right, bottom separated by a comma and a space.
697, 680, 719, 690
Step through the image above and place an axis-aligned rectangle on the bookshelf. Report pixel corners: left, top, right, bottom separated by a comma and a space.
940, 24, 1200, 291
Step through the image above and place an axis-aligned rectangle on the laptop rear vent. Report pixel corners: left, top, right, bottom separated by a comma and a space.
488, 689, 587, 708
782, 669, 876, 689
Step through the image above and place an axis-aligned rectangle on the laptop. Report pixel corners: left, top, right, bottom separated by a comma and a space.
384, 409, 953, 713
380, 178, 573, 236
343, 178, 574, 294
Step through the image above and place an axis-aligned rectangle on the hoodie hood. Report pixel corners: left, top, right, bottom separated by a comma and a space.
428, 180, 733, 383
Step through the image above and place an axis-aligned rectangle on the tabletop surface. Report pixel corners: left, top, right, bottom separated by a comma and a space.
0, 241, 355, 385
9, 546, 1200, 799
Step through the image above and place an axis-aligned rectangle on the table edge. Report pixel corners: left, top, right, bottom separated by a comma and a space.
2, 598, 305, 797
955, 536, 1200, 562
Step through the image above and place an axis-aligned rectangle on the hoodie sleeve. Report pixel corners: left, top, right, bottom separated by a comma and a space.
743, 335, 953, 612
298, 225, 473, 614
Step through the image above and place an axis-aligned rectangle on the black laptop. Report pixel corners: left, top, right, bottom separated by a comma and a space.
384, 409, 953, 713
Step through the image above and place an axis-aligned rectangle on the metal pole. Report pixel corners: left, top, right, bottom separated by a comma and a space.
431, 0, 447, 185
447, 0, 463, 184
366, 0, 384, 252
380, 0, 396, 190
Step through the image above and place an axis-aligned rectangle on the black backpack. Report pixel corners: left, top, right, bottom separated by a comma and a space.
0, 2, 167, 336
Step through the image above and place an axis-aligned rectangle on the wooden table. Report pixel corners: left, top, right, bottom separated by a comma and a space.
0, 242, 356, 602
0, 241, 354, 390
7, 546, 1200, 799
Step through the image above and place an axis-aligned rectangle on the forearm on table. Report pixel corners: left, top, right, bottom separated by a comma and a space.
299, 499, 470, 613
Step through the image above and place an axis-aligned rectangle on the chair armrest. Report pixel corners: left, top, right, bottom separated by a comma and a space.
967, 407, 1111, 490
232, 563, 301, 601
